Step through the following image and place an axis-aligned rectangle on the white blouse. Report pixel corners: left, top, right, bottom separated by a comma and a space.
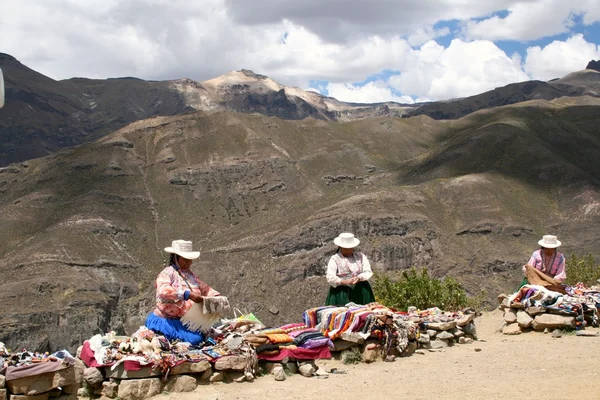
326, 252, 373, 287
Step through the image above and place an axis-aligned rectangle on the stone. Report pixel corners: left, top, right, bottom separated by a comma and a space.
209, 372, 224, 383
552, 329, 563, 338
427, 321, 457, 331
340, 332, 365, 344
225, 371, 247, 383
117, 378, 162, 400
526, 306, 546, 316
402, 342, 417, 357
164, 375, 197, 393
272, 366, 286, 381
7, 365, 77, 395
331, 340, 357, 352
55, 395, 77, 400
171, 360, 212, 375
428, 349, 444, 353
268, 306, 280, 315
576, 330, 599, 337
73, 359, 85, 385
532, 314, 575, 331
385, 355, 396, 362
417, 334, 430, 344
429, 340, 448, 349
497, 321, 507, 333
0, 389, 5, 400
61, 385, 78, 395
102, 381, 119, 399
451, 328, 464, 338
199, 368, 213, 381
214, 355, 247, 371
415, 350, 425, 355
456, 313, 475, 327
362, 343, 383, 363
503, 323, 522, 335
475, 348, 482, 352
83, 367, 103, 387
459, 337, 473, 344
497, 293, 508, 304
298, 362, 316, 377
76, 346, 83, 359
76, 388, 88, 397
0, 375, 4, 389
264, 363, 282, 374
427, 330, 437, 338
284, 362, 298, 374
463, 322, 477, 336
499, 298, 510, 310
102, 365, 161, 379
517, 310, 534, 328
9, 394, 49, 400
437, 331, 454, 341
407, 306, 417, 313
504, 310, 517, 324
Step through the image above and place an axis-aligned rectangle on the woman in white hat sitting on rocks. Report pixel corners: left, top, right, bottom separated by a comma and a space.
145, 240, 221, 345
325, 233, 376, 306
520, 235, 566, 292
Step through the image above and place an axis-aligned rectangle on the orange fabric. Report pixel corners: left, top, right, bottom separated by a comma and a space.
266, 334, 293, 344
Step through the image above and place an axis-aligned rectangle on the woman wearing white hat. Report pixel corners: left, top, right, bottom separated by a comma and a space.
325, 233, 376, 306
145, 240, 221, 344
520, 235, 566, 289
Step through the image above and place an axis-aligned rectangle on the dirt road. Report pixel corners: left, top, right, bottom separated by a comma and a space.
159, 309, 600, 400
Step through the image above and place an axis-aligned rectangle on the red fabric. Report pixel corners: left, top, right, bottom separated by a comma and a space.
257, 346, 331, 361
80, 341, 145, 371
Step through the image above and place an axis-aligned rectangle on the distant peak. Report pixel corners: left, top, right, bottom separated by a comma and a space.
0, 53, 17, 61
239, 69, 268, 80
586, 60, 600, 72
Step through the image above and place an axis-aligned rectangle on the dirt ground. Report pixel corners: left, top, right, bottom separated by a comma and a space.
159, 309, 600, 400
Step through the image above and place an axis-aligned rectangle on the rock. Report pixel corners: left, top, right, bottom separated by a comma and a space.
417, 333, 430, 344
499, 298, 510, 310
463, 322, 477, 336
456, 313, 475, 327
56, 394, 78, 400
214, 355, 247, 371
7, 365, 77, 395
76, 388, 88, 397
532, 314, 575, 331
526, 306, 546, 316
544, 328, 550, 334
9, 394, 49, 400
164, 375, 197, 393
268, 306, 279, 315
83, 367, 104, 387
61, 384, 79, 395
340, 332, 365, 344
428, 349, 444, 353
427, 330, 437, 338
459, 337, 473, 344
298, 362, 316, 377
102, 381, 119, 399
0, 375, 4, 389
385, 355, 396, 362
502, 323, 522, 335
576, 330, 599, 337
437, 331, 454, 341
407, 306, 417, 313
331, 340, 357, 352
497, 293, 508, 304
117, 378, 162, 400
209, 372, 224, 383
402, 341, 417, 357
552, 329, 563, 338
284, 361, 298, 374
264, 363, 283, 374
504, 310, 517, 324
171, 360, 212, 375
0, 389, 5, 400
102, 365, 161, 379
200, 368, 213, 381
497, 320, 507, 333
415, 350, 425, 355
225, 371, 247, 383
475, 348, 482, 352
451, 328, 464, 338
75, 346, 83, 359
272, 366, 286, 381
362, 343, 383, 363
429, 339, 448, 349
517, 310, 533, 328
427, 321, 457, 331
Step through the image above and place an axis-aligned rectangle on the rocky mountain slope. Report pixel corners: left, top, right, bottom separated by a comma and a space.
1, 94, 599, 352
0, 55, 410, 166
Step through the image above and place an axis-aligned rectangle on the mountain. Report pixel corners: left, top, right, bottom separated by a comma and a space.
586, 60, 600, 72
1, 94, 599, 352
403, 69, 600, 120
0, 55, 411, 166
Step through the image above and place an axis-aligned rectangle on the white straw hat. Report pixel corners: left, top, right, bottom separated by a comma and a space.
164, 240, 200, 259
538, 235, 561, 249
334, 232, 360, 249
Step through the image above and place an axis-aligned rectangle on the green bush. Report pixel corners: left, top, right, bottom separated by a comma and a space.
373, 267, 470, 311
565, 253, 600, 286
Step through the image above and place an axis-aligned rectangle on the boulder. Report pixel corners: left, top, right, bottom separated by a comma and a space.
171, 360, 211, 375
504, 310, 517, 324
264, 363, 282, 374
427, 330, 437, 338
459, 337, 474, 344
532, 314, 575, 331
102, 381, 119, 399
7, 365, 77, 395
417, 334, 430, 345
0, 375, 4, 389
0, 389, 5, 400
427, 321, 457, 331
437, 331, 454, 341
214, 355, 247, 371
401, 342, 417, 357
517, 310, 533, 328
284, 361, 298, 374
340, 332, 365, 344
83, 367, 104, 387
117, 378, 162, 400
463, 322, 477, 336
298, 363, 316, 377
164, 375, 197, 393
552, 329, 563, 338
209, 372, 224, 383
331, 340, 357, 352
526, 306, 546, 316
362, 343, 383, 363
502, 323, 522, 335
456, 313, 475, 327
429, 340, 448, 349
576, 330, 599, 337
9, 394, 49, 400
102, 365, 160, 379
73, 359, 85, 385
272, 365, 286, 382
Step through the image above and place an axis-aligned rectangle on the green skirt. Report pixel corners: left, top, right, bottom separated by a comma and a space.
325, 281, 376, 306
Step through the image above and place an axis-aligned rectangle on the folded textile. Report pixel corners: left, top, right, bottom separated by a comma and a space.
202, 296, 231, 314
266, 334, 293, 344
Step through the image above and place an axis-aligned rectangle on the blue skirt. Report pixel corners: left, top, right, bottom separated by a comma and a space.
145, 312, 205, 345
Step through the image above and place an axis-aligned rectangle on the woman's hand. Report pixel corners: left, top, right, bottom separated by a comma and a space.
189, 292, 203, 303
341, 277, 360, 286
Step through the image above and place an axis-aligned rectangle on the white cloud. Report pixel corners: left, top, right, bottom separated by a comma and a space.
524, 34, 600, 80
388, 39, 529, 100
326, 81, 414, 104
407, 26, 451, 47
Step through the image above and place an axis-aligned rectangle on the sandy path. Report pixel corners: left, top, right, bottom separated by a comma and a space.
159, 309, 600, 400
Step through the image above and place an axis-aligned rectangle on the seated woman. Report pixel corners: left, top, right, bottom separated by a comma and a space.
325, 233, 376, 306
521, 235, 566, 293
145, 240, 220, 345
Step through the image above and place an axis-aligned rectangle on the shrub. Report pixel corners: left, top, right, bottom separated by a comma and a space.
565, 253, 600, 286
373, 267, 469, 311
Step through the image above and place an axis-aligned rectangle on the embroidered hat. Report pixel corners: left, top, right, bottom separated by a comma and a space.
538, 235, 561, 249
164, 239, 200, 259
333, 232, 360, 248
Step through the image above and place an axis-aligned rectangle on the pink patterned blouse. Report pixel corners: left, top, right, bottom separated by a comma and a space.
153, 265, 220, 319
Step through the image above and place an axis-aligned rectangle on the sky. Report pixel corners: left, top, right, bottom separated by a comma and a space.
1, 0, 600, 103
